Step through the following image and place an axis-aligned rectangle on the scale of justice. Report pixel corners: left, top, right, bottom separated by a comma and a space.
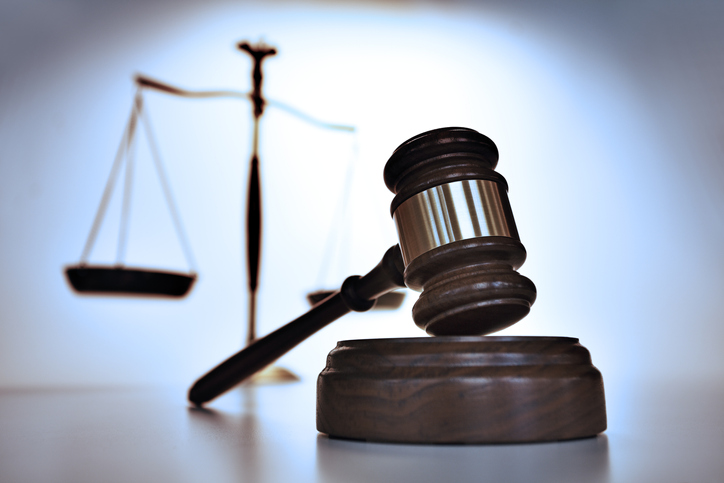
66, 41, 606, 444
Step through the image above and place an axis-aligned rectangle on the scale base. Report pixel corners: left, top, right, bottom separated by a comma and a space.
316, 336, 606, 444
245, 365, 300, 385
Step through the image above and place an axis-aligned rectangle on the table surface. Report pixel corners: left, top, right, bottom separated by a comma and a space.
1, 376, 722, 483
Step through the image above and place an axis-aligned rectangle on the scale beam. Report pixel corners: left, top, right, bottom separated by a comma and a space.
134, 74, 249, 100
134, 74, 354, 132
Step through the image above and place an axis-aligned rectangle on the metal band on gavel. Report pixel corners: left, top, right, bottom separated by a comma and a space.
393, 179, 519, 267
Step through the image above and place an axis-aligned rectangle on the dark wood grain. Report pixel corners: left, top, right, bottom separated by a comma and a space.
384, 127, 504, 215
405, 237, 536, 336
317, 336, 607, 444
384, 127, 536, 336
307, 290, 406, 310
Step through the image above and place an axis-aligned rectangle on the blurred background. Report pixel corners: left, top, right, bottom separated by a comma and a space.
1, 0, 722, 393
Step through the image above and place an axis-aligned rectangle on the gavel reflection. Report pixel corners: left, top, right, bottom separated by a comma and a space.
189, 127, 605, 444
189, 127, 534, 404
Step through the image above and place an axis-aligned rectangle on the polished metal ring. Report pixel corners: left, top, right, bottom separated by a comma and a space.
393, 179, 518, 265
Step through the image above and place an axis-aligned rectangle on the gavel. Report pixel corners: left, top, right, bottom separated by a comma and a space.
189, 127, 534, 403
189, 127, 605, 444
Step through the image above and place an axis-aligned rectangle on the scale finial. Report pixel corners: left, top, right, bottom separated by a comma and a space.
238, 41, 277, 119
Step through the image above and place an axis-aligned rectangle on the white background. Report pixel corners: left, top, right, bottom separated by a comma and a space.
1, 0, 723, 395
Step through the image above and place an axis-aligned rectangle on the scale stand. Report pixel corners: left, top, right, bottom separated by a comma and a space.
238, 40, 300, 384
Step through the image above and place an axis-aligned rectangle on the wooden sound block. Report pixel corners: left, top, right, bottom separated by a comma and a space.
316, 336, 606, 444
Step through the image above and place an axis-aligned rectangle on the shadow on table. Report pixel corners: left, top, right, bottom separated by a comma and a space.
184, 386, 266, 482
185, 384, 316, 482
316, 433, 610, 483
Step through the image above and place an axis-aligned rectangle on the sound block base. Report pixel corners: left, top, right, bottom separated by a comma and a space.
316, 336, 606, 444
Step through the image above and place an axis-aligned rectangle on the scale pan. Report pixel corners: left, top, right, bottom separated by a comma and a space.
65, 265, 196, 298
306, 290, 405, 310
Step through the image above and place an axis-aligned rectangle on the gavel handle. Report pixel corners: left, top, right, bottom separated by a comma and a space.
188, 245, 406, 406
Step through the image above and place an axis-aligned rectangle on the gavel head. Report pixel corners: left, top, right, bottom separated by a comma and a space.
385, 127, 536, 336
